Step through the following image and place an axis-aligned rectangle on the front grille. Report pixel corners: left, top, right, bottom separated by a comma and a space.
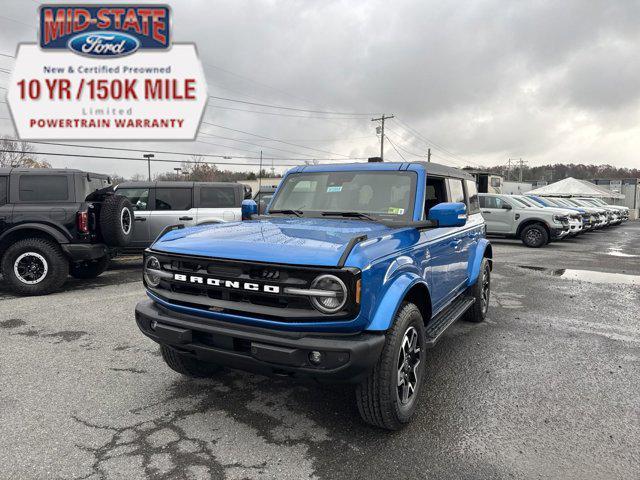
147, 251, 360, 322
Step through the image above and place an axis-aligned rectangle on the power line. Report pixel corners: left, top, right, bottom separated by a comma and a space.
392, 117, 484, 168
0, 148, 324, 168
384, 135, 406, 161
6, 139, 360, 163
206, 103, 366, 120
207, 94, 378, 116
200, 121, 357, 158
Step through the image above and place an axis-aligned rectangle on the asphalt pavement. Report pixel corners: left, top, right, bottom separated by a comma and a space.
0, 222, 638, 479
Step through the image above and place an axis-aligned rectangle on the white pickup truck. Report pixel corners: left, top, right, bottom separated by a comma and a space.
479, 193, 572, 247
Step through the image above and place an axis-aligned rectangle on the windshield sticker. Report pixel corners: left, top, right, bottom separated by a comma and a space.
327, 186, 343, 193
388, 207, 405, 215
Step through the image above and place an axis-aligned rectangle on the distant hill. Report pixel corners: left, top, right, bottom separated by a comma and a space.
478, 163, 640, 182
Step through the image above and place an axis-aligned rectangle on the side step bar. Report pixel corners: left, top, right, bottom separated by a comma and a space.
425, 295, 475, 347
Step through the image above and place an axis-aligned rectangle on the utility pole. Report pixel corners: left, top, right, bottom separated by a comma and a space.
258, 150, 263, 192
143, 153, 154, 181
518, 158, 527, 183
506, 158, 512, 181
371, 114, 394, 160
427, 148, 431, 163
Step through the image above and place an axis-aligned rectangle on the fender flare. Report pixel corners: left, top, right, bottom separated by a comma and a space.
466, 238, 492, 287
516, 218, 550, 237
366, 272, 427, 331
0, 223, 70, 244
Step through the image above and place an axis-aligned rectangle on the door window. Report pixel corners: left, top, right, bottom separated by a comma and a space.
155, 188, 192, 210
465, 180, 480, 214
0, 177, 7, 205
116, 188, 150, 211
447, 178, 465, 203
19, 175, 68, 201
425, 177, 447, 215
479, 195, 506, 209
200, 187, 236, 208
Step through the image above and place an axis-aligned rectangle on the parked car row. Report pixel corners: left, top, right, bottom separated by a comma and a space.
479, 193, 629, 247
0, 169, 251, 295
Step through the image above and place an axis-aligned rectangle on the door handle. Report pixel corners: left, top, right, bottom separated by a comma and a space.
179, 216, 193, 221
449, 239, 462, 249
134, 217, 146, 222
482, 210, 491, 214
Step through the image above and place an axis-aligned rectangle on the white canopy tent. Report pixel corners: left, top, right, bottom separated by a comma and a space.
526, 177, 625, 199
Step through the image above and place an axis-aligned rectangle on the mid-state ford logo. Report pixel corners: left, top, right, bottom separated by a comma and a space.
68, 31, 140, 58
39, 4, 170, 55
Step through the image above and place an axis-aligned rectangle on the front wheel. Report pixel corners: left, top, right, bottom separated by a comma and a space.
520, 223, 548, 248
355, 302, 426, 430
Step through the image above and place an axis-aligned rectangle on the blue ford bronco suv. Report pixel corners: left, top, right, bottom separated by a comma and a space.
135, 161, 492, 429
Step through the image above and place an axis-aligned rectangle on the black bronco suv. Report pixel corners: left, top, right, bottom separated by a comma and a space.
0, 168, 134, 295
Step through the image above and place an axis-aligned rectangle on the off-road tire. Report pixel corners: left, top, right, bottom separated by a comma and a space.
70, 256, 109, 279
463, 257, 490, 323
100, 195, 134, 247
1, 238, 68, 295
355, 302, 426, 430
520, 223, 548, 248
160, 345, 222, 377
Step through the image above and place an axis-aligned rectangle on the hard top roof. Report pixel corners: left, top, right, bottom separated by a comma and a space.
290, 161, 473, 180
0, 167, 110, 179
116, 181, 243, 188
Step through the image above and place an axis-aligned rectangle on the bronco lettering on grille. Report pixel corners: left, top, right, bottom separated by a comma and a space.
173, 273, 280, 293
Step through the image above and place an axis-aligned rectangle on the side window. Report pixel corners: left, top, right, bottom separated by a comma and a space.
117, 188, 150, 211
200, 187, 236, 208
154, 188, 192, 211
447, 178, 465, 203
425, 177, 447, 215
481, 196, 505, 209
465, 180, 480, 214
19, 175, 68, 201
0, 177, 7, 205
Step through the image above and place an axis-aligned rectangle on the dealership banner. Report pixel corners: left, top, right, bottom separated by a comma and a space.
7, 4, 207, 140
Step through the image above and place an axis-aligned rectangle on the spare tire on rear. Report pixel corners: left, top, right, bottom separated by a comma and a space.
100, 194, 134, 247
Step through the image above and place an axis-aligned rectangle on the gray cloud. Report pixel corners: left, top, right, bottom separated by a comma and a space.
1, 0, 640, 176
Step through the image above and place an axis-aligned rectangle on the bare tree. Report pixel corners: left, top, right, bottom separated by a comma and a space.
0, 136, 50, 168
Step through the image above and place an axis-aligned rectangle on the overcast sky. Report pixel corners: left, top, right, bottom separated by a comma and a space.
1, 0, 640, 178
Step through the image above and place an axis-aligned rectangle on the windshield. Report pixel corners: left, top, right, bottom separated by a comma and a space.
524, 196, 545, 208
514, 196, 536, 207
507, 196, 529, 208
547, 198, 569, 207
269, 171, 416, 220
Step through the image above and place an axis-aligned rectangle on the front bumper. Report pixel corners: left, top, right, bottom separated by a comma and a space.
135, 299, 385, 383
550, 224, 570, 239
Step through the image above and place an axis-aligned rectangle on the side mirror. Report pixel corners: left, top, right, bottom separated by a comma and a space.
241, 199, 258, 220
503, 203, 512, 210
428, 202, 467, 227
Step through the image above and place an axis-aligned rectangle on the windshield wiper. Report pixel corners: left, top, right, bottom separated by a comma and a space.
321, 211, 376, 221
269, 209, 304, 217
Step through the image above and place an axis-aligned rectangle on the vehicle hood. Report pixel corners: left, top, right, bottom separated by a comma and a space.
151, 217, 397, 266
533, 207, 576, 216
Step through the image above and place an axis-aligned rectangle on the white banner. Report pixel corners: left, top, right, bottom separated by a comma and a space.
7, 43, 207, 140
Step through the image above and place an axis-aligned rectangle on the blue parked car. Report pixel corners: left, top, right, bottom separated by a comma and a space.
135, 161, 492, 429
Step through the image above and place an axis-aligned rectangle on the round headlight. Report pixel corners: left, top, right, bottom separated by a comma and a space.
310, 275, 347, 314
144, 256, 161, 287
